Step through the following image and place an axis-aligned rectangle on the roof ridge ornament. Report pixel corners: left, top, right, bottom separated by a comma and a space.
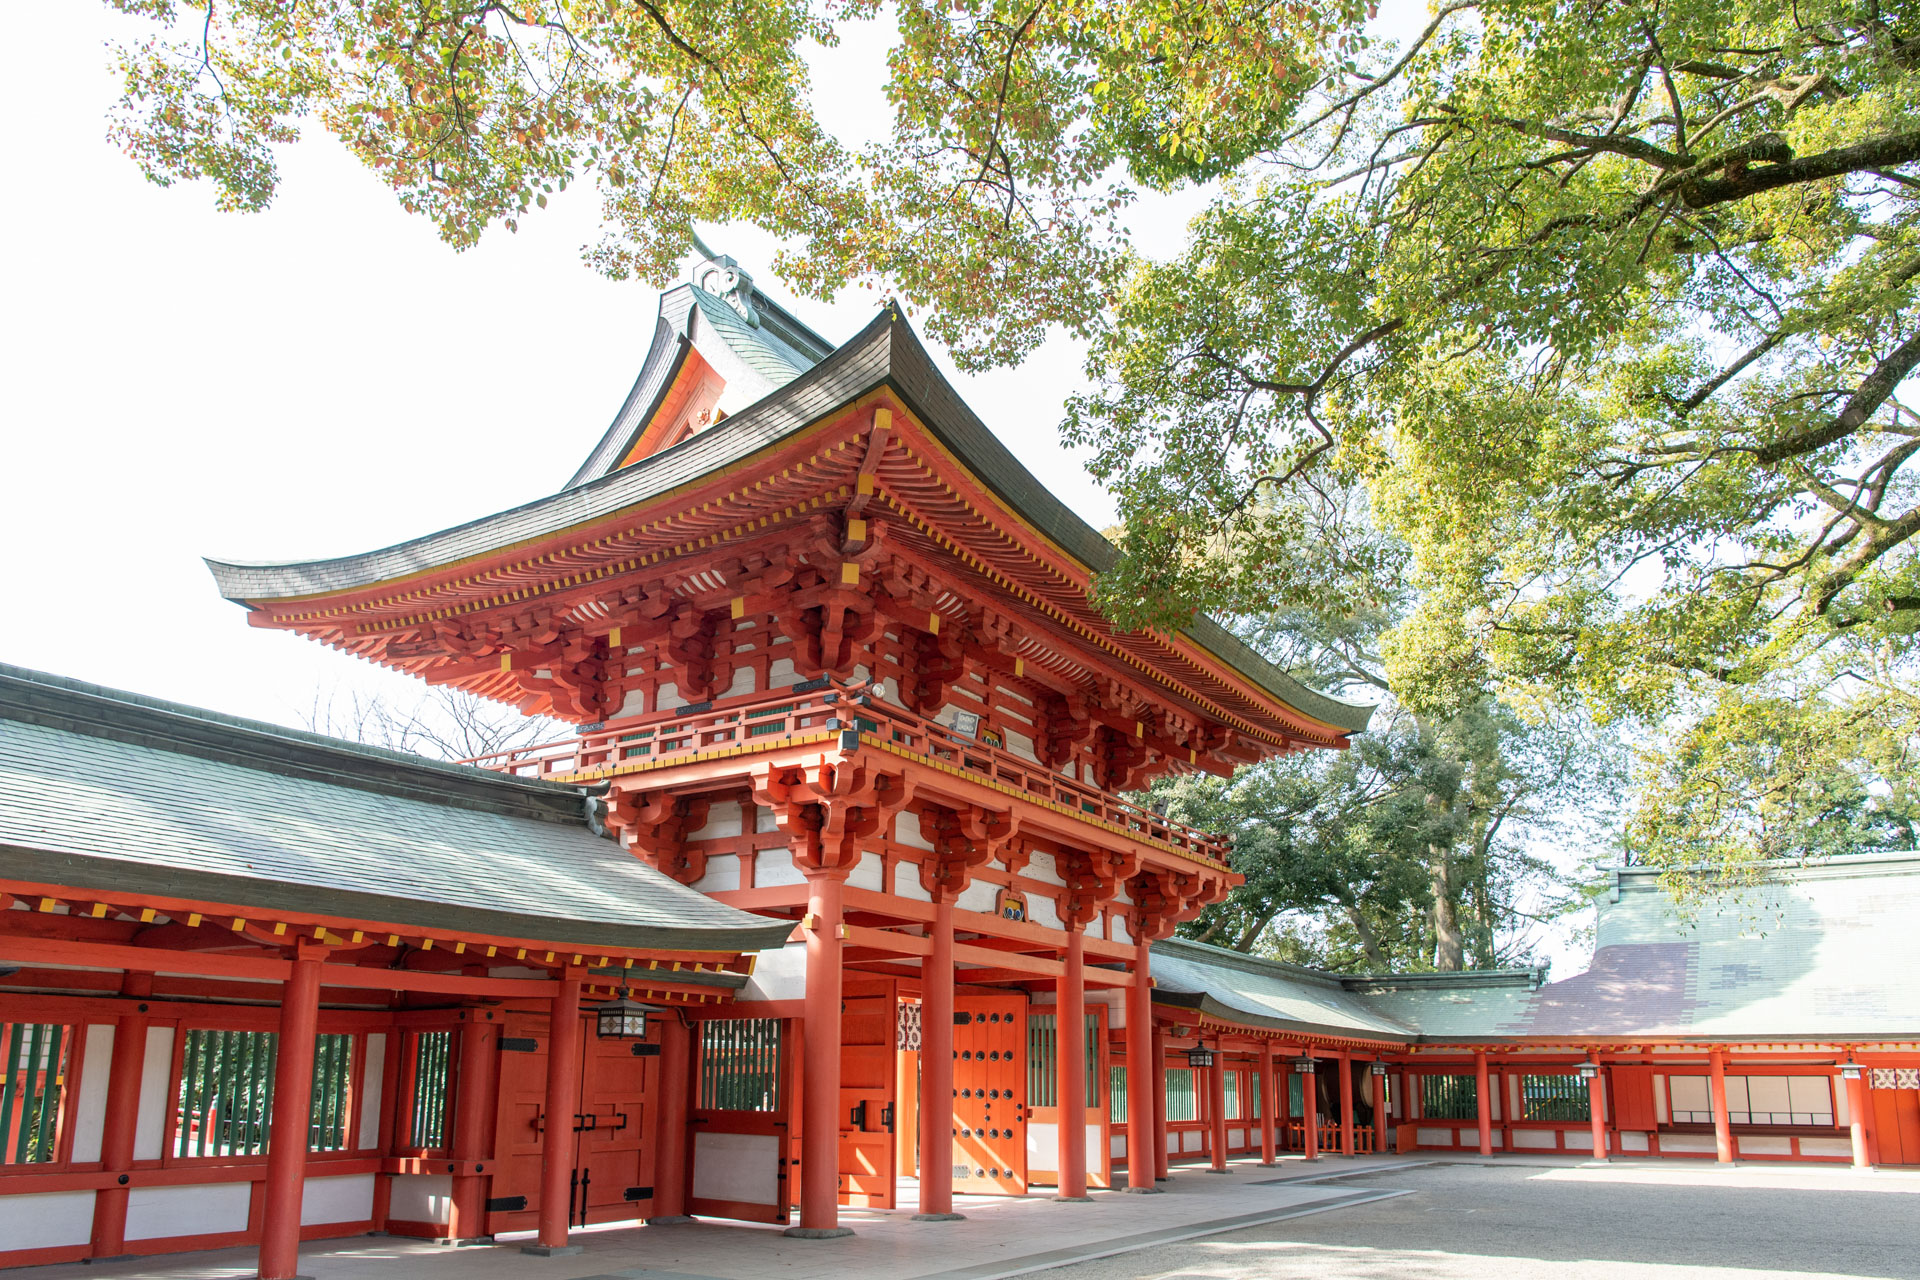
688, 231, 761, 329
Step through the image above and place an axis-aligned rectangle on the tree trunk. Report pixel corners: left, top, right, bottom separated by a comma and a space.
1430, 842, 1464, 971
1343, 903, 1388, 970
1232, 909, 1278, 952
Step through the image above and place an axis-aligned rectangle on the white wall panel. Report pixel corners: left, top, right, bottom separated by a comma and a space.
132, 1026, 175, 1161
0, 1190, 95, 1252
692, 854, 742, 893
957, 881, 998, 914
691, 1131, 781, 1205
358, 1034, 386, 1149
388, 1173, 453, 1225
70, 1024, 114, 1163
847, 851, 884, 892
689, 802, 745, 841
302, 1173, 376, 1225
756, 847, 806, 887
894, 810, 936, 851
126, 1182, 250, 1240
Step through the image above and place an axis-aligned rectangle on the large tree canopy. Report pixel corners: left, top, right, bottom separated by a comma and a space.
104, 0, 1356, 363
105, 0, 1920, 884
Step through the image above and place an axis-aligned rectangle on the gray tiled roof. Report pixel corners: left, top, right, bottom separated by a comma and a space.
1152, 855, 1920, 1045
206, 306, 1373, 736
0, 665, 794, 955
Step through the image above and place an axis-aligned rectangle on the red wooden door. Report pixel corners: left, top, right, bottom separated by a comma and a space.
1870, 1075, 1920, 1165
484, 1010, 660, 1234
687, 1015, 792, 1223
1609, 1065, 1659, 1132
952, 994, 1027, 1196
839, 978, 897, 1208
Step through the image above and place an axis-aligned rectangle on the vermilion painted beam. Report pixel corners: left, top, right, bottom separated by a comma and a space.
0, 936, 561, 996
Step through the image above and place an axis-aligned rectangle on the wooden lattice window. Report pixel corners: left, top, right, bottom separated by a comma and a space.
1521, 1074, 1590, 1121
1109, 1066, 1128, 1123
408, 1031, 453, 1151
1422, 1074, 1479, 1120
175, 1030, 356, 1159
0, 1021, 70, 1165
1165, 1068, 1197, 1122
1026, 1014, 1100, 1110
700, 1019, 782, 1111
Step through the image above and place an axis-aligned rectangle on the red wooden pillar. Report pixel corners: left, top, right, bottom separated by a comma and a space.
1056, 927, 1090, 1199
1843, 1065, 1872, 1169
525, 970, 584, 1256
1125, 938, 1159, 1192
88, 1007, 150, 1257
1474, 1050, 1493, 1157
1339, 1053, 1355, 1156
258, 953, 322, 1280
447, 1010, 500, 1244
1372, 1062, 1387, 1156
1586, 1065, 1608, 1162
1206, 1043, 1228, 1172
915, 899, 961, 1220
1708, 1048, 1734, 1164
1150, 1021, 1169, 1181
1258, 1041, 1277, 1166
790, 871, 853, 1236
1302, 1052, 1319, 1161
650, 1014, 693, 1220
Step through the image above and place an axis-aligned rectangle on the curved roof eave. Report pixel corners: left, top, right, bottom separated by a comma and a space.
205, 306, 1374, 737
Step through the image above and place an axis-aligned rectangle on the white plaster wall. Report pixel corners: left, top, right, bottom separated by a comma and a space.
1003, 730, 1039, 763
70, 1023, 114, 1163
126, 1182, 251, 1240
956, 881, 998, 914
1180, 1131, 1201, 1152
1228, 1128, 1246, 1146
1025, 895, 1062, 931
617, 687, 648, 718
1740, 1135, 1793, 1155
894, 864, 932, 902
1659, 1133, 1717, 1153
894, 810, 936, 851
1024, 852, 1064, 887
1668, 1075, 1709, 1114
769, 657, 798, 687
1110, 1134, 1127, 1158
1416, 1127, 1454, 1146
723, 666, 757, 698
133, 1025, 175, 1161
358, 1034, 386, 1149
389, 1173, 453, 1225
756, 847, 807, 887
845, 850, 885, 892
689, 801, 745, 840
692, 853, 742, 893
741, 943, 808, 1002
1026, 1122, 1058, 1167
1800, 1136, 1852, 1156
0, 1190, 95, 1251
1653, 1074, 1670, 1122
692, 1131, 781, 1206
1834, 1078, 1851, 1126
1619, 1131, 1649, 1152
302, 1173, 376, 1225
1110, 917, 1132, 944
1512, 1129, 1557, 1149
756, 804, 779, 833
656, 682, 679, 708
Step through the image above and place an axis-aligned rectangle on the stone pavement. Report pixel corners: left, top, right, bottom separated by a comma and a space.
18, 1157, 1414, 1280
1037, 1157, 1920, 1280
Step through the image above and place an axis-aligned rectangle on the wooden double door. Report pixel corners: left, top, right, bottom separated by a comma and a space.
486, 1009, 659, 1235
951, 993, 1029, 1196
1871, 1070, 1920, 1165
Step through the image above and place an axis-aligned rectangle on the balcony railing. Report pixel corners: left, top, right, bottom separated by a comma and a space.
459, 681, 1232, 868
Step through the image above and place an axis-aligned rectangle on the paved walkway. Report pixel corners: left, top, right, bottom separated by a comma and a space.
30, 1156, 1918, 1280
1037, 1158, 1920, 1280
21, 1157, 1411, 1280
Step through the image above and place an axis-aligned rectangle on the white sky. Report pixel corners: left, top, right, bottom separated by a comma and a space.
1, 0, 1589, 972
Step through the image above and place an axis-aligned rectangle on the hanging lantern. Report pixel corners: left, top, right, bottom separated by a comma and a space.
1293, 1055, 1317, 1075
1577, 1061, 1601, 1081
1369, 1061, 1389, 1077
1839, 1062, 1863, 1081
595, 996, 649, 1040
1186, 1045, 1216, 1070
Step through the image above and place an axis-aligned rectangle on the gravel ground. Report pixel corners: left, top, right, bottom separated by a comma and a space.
1034, 1159, 1920, 1280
